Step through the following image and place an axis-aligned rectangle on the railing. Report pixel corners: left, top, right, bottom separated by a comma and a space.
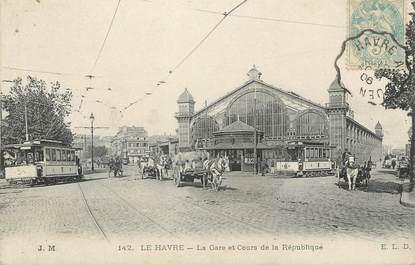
174, 112, 193, 117
325, 102, 349, 108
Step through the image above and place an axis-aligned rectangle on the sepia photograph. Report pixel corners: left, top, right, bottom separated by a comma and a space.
0, 0, 414, 264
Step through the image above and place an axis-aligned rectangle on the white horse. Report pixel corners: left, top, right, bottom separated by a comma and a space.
203, 156, 229, 191
155, 155, 167, 181
346, 156, 359, 191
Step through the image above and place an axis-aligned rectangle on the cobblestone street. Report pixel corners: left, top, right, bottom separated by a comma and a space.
0, 166, 413, 243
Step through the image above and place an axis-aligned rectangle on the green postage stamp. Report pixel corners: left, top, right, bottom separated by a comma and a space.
348, 0, 406, 69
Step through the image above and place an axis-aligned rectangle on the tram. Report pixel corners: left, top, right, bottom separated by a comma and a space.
3, 139, 82, 185
271, 141, 334, 177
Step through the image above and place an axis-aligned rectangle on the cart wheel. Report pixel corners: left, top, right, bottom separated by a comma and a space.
201, 174, 207, 188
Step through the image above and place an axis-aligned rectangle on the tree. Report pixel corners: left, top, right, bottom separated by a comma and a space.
2, 76, 73, 145
375, 1, 415, 182
86, 145, 108, 159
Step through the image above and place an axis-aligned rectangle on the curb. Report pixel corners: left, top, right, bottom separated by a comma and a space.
400, 192, 415, 208
399, 183, 415, 208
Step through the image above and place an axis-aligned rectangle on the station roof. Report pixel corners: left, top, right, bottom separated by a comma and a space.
213, 120, 263, 135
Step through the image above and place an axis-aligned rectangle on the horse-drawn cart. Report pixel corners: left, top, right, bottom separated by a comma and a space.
141, 156, 166, 180
108, 158, 123, 177
172, 151, 228, 191
141, 165, 161, 180
338, 158, 372, 190
173, 167, 210, 188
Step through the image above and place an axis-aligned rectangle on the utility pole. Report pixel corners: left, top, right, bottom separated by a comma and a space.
75, 112, 108, 172
90, 113, 95, 171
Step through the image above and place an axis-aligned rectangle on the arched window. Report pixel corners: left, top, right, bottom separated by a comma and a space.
191, 116, 219, 142
296, 110, 327, 136
226, 91, 287, 138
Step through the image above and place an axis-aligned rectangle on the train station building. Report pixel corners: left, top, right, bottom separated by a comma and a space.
175, 66, 383, 172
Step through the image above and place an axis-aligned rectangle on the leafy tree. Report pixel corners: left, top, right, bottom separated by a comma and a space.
86, 145, 108, 159
375, 1, 415, 182
2, 76, 73, 145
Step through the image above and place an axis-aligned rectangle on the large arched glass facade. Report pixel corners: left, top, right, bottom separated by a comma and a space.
296, 111, 327, 136
226, 91, 287, 138
191, 116, 219, 142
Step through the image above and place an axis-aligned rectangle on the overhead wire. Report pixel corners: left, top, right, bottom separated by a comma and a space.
89, 0, 122, 74
170, 0, 248, 74
4, 0, 345, 129
194, 9, 345, 29
120, 0, 249, 113
76, 0, 122, 113
3, 66, 67, 76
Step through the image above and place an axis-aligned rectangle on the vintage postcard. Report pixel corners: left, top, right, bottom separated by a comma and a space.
0, 0, 414, 264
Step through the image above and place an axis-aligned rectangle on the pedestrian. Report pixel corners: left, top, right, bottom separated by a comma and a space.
342, 148, 352, 166
391, 159, 396, 170
260, 159, 268, 176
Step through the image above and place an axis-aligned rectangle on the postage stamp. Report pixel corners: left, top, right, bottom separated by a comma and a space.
347, 0, 406, 69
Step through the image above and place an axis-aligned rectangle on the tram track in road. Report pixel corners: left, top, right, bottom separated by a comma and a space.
104, 179, 275, 236
77, 182, 111, 242
171, 191, 276, 236
99, 183, 177, 238
78, 180, 177, 241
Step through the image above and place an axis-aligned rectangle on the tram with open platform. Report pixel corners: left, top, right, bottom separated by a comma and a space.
271, 141, 335, 177
3, 139, 82, 185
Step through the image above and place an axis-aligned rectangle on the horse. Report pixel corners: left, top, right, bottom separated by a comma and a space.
153, 155, 169, 180
338, 158, 371, 190
356, 161, 371, 187
202, 156, 229, 191
141, 156, 157, 179
109, 158, 123, 177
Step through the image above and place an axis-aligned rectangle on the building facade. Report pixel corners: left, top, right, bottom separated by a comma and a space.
111, 126, 149, 163
175, 66, 383, 171
149, 137, 179, 157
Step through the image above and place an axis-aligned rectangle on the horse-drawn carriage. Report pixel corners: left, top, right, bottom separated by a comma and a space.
172, 151, 228, 191
141, 155, 169, 180
338, 156, 372, 190
108, 158, 123, 177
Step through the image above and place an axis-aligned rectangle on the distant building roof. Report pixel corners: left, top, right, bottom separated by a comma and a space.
177, 88, 195, 103
328, 78, 345, 92
375, 121, 383, 129
115, 126, 148, 138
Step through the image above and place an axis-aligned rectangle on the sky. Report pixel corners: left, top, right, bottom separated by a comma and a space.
0, 0, 412, 148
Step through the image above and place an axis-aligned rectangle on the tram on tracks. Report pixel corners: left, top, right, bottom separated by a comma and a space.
3, 139, 82, 185
271, 141, 335, 177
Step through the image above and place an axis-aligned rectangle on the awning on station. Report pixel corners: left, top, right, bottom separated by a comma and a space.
202, 142, 273, 150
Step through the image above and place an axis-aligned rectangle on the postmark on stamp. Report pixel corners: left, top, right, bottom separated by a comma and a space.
347, 0, 406, 69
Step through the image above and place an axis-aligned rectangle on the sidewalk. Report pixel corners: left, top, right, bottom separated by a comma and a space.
400, 182, 415, 208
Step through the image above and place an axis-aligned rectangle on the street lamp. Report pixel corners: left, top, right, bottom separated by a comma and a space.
90, 112, 95, 172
